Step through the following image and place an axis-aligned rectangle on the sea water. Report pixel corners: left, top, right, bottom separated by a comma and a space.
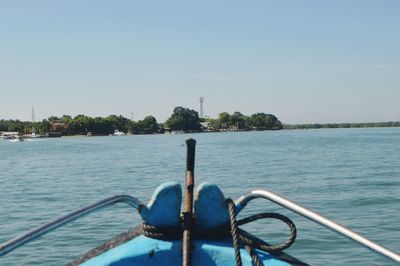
0, 128, 399, 265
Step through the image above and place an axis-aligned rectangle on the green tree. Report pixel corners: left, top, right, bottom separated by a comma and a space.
141, 116, 159, 134
105, 115, 129, 133
230, 112, 247, 130
205, 118, 220, 131
60, 115, 72, 123
165, 107, 201, 132
91, 117, 114, 135
131, 116, 159, 134
250, 113, 282, 130
48, 116, 60, 122
218, 112, 231, 126
0, 120, 8, 131
68, 115, 94, 134
6, 120, 25, 132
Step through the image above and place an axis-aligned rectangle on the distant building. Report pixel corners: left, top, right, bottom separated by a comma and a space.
48, 121, 67, 137
1, 131, 19, 136
220, 123, 228, 131
49, 121, 67, 132
200, 121, 213, 132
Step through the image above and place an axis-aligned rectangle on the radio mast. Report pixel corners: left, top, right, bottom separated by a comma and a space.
199, 97, 204, 119
32, 106, 35, 123
31, 106, 36, 134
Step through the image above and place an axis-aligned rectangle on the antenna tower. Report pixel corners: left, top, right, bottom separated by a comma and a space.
199, 97, 204, 119
31, 106, 36, 134
32, 106, 35, 123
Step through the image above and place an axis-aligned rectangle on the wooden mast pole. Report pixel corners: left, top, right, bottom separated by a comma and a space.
182, 138, 196, 266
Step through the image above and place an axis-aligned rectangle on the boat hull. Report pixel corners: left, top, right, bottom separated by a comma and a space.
68, 227, 307, 266
81, 236, 292, 266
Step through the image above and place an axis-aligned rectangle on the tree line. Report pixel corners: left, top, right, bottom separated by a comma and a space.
283, 122, 400, 130
205, 111, 282, 131
0, 106, 283, 135
3, 108, 400, 135
0, 114, 160, 136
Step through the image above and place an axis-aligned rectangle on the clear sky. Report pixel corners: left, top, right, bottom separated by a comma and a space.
1, 0, 399, 124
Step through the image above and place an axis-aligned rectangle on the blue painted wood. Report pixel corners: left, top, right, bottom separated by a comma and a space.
80, 182, 296, 265
194, 182, 230, 229
139, 181, 182, 227
81, 235, 292, 266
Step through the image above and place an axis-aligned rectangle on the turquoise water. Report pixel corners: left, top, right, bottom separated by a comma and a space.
0, 128, 399, 265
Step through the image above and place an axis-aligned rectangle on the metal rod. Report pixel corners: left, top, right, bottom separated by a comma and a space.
235, 189, 400, 263
182, 138, 196, 266
0, 195, 143, 257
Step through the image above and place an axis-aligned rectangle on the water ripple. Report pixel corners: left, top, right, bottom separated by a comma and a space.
0, 128, 399, 265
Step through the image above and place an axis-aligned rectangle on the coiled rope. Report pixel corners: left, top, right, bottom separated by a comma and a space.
141, 199, 297, 266
226, 199, 297, 266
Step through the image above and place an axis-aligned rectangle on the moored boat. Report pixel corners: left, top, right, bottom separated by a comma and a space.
111, 129, 126, 136
1, 132, 21, 140
0, 139, 399, 265
9, 135, 24, 142
30, 132, 40, 138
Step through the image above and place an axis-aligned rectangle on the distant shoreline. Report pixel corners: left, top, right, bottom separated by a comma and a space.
2, 126, 400, 140
283, 121, 400, 130
2, 108, 400, 137
41, 125, 400, 137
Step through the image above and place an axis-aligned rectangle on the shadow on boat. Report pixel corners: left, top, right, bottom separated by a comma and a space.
67, 226, 309, 266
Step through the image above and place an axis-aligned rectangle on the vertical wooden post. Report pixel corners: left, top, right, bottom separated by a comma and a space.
182, 138, 196, 266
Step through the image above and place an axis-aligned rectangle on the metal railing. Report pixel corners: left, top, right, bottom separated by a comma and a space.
1, 189, 399, 263
235, 189, 400, 263
0, 195, 143, 257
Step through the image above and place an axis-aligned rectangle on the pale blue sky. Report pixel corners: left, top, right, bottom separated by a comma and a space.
1, 1, 399, 124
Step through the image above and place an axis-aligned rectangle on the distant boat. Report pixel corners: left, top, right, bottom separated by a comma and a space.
10, 135, 24, 142
30, 133, 40, 138
111, 130, 126, 136
87, 132, 93, 137
2, 132, 19, 139
170, 130, 184, 134
2, 132, 23, 141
